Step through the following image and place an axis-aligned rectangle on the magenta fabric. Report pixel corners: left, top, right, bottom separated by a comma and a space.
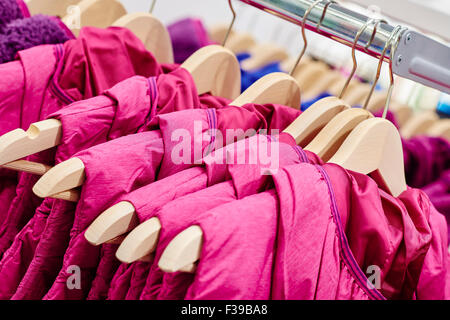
403, 136, 450, 189
105, 134, 304, 300
422, 170, 450, 243
0, 26, 166, 263
139, 136, 308, 300
41, 105, 301, 300
6, 72, 229, 300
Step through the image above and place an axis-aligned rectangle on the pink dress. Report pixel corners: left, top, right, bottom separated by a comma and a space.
0, 26, 165, 261
5, 74, 229, 300
40, 106, 301, 300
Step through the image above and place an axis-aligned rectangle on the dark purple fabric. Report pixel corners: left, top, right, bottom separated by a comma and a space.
168, 18, 212, 64
403, 136, 450, 189
0, 15, 71, 63
0, 0, 25, 32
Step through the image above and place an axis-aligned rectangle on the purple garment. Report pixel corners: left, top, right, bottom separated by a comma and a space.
168, 18, 212, 64
403, 136, 450, 189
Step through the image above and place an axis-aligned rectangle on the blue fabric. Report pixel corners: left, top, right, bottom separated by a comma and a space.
437, 94, 450, 118
300, 92, 332, 111
238, 52, 283, 92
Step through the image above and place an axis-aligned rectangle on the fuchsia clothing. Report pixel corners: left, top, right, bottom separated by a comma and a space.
180, 162, 447, 300
138, 135, 309, 300
4, 71, 229, 300
14, 104, 300, 300
403, 136, 450, 189
0, 26, 166, 260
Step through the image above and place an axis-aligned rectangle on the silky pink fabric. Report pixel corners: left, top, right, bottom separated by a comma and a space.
104, 134, 304, 300
43, 106, 301, 300
0, 26, 165, 262
7, 74, 229, 300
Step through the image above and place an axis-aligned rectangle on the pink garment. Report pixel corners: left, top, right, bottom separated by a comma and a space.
7, 73, 229, 300
42, 105, 301, 300
140, 135, 308, 300
0, 26, 165, 260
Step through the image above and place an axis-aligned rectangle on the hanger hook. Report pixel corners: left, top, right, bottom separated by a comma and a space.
382, 26, 407, 119
363, 23, 401, 109
316, 0, 336, 32
338, 18, 376, 99
149, 0, 157, 14
364, 19, 387, 52
223, 0, 237, 47
290, 0, 324, 76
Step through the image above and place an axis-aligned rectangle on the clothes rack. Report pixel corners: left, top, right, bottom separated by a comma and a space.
236, 0, 450, 94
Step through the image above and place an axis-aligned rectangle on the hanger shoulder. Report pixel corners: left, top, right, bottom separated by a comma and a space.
112, 12, 174, 64
328, 117, 407, 197
158, 225, 203, 273
293, 61, 329, 93
226, 32, 256, 54
342, 83, 372, 107
208, 24, 235, 44
63, 0, 127, 35
115, 217, 162, 263
181, 45, 241, 100
305, 108, 373, 161
302, 71, 342, 101
26, 0, 80, 16
283, 96, 350, 146
240, 43, 288, 71
0, 119, 62, 165
427, 119, 450, 141
32, 157, 85, 198
400, 111, 439, 139
84, 201, 137, 245
231, 72, 301, 109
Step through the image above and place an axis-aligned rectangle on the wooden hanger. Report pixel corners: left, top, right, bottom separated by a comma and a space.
85, 70, 302, 257
62, 0, 127, 36
112, 12, 174, 64
304, 108, 373, 161
400, 111, 439, 139
427, 119, 450, 141
156, 0, 343, 273
328, 117, 407, 197
180, 45, 241, 99
367, 92, 412, 127
32, 45, 242, 200
240, 43, 289, 71
25, 0, 80, 17
209, 24, 256, 54
294, 61, 330, 94
328, 25, 408, 197
301, 69, 343, 101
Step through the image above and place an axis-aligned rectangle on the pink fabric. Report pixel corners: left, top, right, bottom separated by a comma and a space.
7, 73, 229, 300
42, 106, 301, 300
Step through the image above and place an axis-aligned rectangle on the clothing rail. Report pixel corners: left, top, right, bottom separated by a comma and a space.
236, 0, 450, 94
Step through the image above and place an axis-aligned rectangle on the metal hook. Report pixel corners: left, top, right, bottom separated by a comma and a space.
338, 18, 376, 99
382, 26, 407, 119
364, 19, 388, 51
223, 0, 237, 47
362, 24, 401, 109
290, 0, 324, 76
316, 0, 336, 32
149, 0, 157, 14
